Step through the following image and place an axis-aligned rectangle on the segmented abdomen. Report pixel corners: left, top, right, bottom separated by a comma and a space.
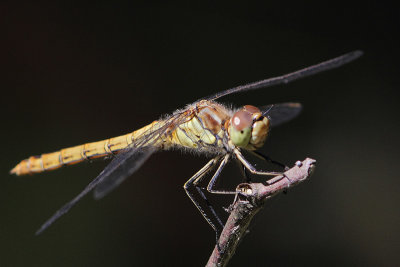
10, 121, 160, 176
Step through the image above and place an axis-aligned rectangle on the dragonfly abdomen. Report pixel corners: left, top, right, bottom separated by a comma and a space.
10, 133, 134, 176
10, 121, 163, 176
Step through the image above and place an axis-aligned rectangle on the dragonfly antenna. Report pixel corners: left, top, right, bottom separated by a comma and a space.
262, 104, 274, 116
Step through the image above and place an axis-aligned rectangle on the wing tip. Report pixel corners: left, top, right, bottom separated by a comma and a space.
351, 50, 364, 58
285, 102, 302, 108
283, 102, 302, 116
35, 223, 48, 236
274, 102, 302, 112
340, 50, 364, 65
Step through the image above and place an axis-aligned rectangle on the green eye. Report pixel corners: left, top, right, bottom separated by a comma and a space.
230, 109, 253, 147
230, 126, 252, 147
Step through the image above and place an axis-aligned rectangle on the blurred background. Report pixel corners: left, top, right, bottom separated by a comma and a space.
1, 1, 399, 266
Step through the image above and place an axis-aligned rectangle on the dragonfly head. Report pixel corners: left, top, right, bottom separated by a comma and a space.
229, 105, 270, 150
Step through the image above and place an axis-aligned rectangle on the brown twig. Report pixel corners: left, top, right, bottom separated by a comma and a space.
206, 158, 316, 267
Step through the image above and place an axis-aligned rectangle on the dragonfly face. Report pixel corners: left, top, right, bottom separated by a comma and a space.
228, 105, 270, 150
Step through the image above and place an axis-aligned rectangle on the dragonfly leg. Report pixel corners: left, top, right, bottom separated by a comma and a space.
194, 186, 224, 245
234, 148, 282, 176
207, 154, 237, 195
249, 150, 289, 171
192, 158, 219, 186
235, 160, 251, 183
183, 156, 225, 236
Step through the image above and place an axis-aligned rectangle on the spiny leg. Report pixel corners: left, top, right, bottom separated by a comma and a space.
194, 186, 224, 231
235, 159, 250, 183
249, 150, 289, 170
207, 154, 237, 194
183, 156, 225, 240
205, 154, 247, 254
250, 151, 289, 192
234, 149, 284, 184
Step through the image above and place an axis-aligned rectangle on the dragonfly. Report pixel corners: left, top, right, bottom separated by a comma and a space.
11, 50, 362, 236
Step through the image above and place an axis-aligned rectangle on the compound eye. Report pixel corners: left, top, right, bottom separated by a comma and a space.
244, 105, 260, 114
232, 110, 252, 131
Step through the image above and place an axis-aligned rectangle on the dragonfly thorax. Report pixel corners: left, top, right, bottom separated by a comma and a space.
228, 105, 270, 150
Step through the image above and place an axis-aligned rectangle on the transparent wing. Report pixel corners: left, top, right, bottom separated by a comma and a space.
35, 112, 187, 235
92, 111, 189, 199
93, 146, 156, 199
93, 122, 167, 200
205, 51, 362, 101
260, 102, 302, 127
35, 146, 155, 235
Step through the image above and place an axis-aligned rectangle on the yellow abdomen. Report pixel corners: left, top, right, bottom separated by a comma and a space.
10, 121, 160, 176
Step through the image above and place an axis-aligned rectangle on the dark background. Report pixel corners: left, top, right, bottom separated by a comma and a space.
1, 1, 399, 266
